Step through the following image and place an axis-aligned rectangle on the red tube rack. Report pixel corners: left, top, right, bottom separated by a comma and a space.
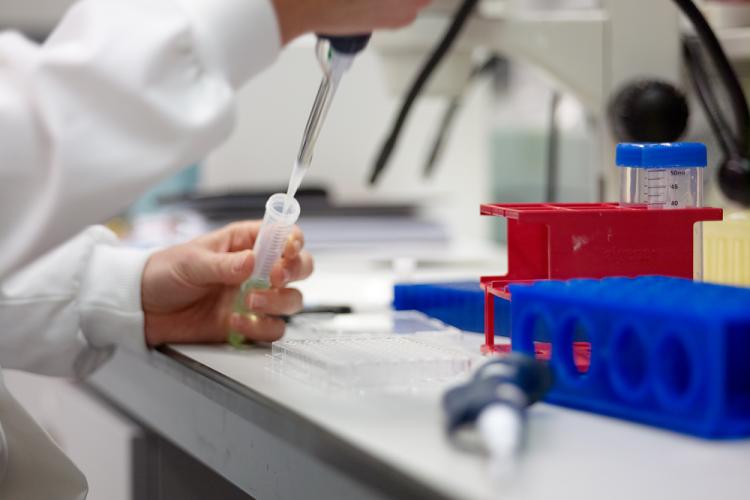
481, 203, 723, 354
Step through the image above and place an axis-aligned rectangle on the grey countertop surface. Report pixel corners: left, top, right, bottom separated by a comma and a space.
91, 256, 750, 499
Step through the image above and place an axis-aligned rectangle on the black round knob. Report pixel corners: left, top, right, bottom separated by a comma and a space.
608, 80, 690, 143
317, 34, 371, 55
718, 157, 750, 207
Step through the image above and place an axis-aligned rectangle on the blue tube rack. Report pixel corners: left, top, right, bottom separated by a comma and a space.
510, 276, 750, 439
393, 281, 511, 336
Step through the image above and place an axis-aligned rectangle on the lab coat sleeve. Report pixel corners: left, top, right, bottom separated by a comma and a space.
0, 226, 150, 378
0, 0, 281, 279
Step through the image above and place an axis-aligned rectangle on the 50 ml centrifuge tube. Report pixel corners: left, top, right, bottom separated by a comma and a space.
617, 143, 705, 209
229, 193, 301, 345
616, 142, 707, 279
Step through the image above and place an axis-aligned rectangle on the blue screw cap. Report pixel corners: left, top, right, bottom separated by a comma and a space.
616, 143, 707, 169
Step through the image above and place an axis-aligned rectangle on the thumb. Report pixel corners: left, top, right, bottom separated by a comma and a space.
185, 249, 254, 286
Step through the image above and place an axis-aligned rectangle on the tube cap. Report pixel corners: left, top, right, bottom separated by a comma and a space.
616, 142, 707, 169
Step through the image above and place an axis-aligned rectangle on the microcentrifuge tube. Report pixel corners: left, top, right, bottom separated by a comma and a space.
229, 193, 301, 344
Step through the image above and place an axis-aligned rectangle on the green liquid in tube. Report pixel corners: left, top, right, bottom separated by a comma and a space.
228, 277, 271, 348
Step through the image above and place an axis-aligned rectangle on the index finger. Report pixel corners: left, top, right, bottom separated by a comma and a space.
195, 221, 263, 252
282, 226, 305, 260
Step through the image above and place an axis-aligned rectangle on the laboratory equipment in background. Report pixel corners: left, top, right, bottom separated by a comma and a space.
488, 67, 593, 208
371, 0, 684, 201
124, 187, 453, 260
509, 276, 750, 439
443, 354, 553, 461
371, 0, 750, 207
678, 0, 750, 207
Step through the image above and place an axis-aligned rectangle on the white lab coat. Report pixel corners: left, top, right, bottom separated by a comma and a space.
0, 0, 280, 497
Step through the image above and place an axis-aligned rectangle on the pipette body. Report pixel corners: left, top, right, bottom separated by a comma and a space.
297, 34, 371, 166
287, 34, 371, 204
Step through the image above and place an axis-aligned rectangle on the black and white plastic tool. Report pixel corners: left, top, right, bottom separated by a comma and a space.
443, 353, 554, 461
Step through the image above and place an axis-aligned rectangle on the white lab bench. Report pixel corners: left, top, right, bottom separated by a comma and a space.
89, 255, 750, 500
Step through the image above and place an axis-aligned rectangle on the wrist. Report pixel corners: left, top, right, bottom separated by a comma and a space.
79, 241, 151, 353
140, 250, 174, 348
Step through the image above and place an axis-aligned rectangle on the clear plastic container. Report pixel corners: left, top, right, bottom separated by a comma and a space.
247, 193, 301, 287
619, 165, 703, 209
230, 194, 300, 342
617, 143, 705, 209
616, 143, 707, 279
270, 335, 474, 392
289, 310, 461, 339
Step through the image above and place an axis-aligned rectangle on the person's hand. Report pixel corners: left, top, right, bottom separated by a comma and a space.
141, 221, 313, 347
272, 0, 432, 45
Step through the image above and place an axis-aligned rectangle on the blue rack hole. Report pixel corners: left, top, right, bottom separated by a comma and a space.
610, 325, 649, 401
517, 310, 554, 363
655, 335, 695, 409
558, 316, 593, 380
571, 320, 591, 375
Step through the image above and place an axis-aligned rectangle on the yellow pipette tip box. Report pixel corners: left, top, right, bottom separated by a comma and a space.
703, 210, 750, 287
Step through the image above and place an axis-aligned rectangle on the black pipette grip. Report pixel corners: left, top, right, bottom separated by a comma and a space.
442, 354, 554, 433
317, 34, 372, 54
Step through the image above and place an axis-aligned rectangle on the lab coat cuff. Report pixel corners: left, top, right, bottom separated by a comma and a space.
174, 0, 282, 88
79, 244, 152, 355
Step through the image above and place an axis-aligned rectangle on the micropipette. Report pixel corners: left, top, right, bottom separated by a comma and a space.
286, 35, 371, 203
443, 354, 553, 464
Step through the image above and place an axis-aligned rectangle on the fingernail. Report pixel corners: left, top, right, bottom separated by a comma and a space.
249, 293, 268, 310
292, 239, 302, 254
233, 252, 248, 273
283, 269, 292, 283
